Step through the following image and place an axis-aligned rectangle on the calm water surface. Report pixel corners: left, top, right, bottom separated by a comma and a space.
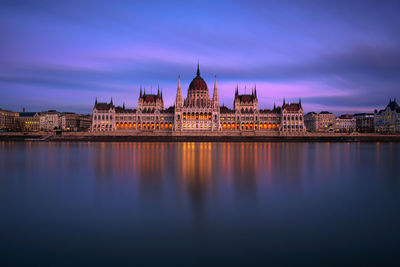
0, 142, 399, 265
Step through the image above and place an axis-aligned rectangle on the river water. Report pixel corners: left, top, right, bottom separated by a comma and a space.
0, 142, 399, 265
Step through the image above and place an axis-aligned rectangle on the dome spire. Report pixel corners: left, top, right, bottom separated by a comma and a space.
196, 61, 200, 77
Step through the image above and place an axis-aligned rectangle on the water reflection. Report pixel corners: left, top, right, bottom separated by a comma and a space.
1, 142, 400, 265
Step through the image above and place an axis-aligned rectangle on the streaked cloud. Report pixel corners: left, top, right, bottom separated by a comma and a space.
0, 0, 399, 114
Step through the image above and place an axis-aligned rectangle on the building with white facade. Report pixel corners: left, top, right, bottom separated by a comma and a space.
374, 99, 400, 133
0, 108, 18, 131
335, 114, 356, 133
40, 110, 61, 131
91, 65, 303, 134
304, 111, 335, 132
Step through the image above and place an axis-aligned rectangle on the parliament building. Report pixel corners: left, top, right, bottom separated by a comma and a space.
91, 65, 305, 134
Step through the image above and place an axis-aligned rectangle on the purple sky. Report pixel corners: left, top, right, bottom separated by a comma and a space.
1, 0, 399, 115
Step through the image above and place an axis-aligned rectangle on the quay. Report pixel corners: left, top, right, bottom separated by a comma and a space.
1, 132, 400, 142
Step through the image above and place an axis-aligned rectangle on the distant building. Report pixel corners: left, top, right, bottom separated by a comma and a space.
354, 113, 374, 133
304, 111, 335, 132
304, 112, 318, 132
79, 115, 92, 132
318, 111, 336, 132
60, 112, 92, 132
18, 112, 40, 131
91, 65, 303, 133
335, 114, 356, 133
0, 108, 18, 131
40, 110, 61, 131
374, 99, 400, 133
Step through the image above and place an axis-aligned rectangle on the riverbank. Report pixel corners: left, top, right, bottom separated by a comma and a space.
1, 132, 400, 142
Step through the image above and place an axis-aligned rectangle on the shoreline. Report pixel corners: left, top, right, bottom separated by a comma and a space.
1, 132, 400, 142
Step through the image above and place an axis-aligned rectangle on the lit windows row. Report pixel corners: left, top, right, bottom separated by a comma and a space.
221, 123, 280, 130
116, 122, 173, 130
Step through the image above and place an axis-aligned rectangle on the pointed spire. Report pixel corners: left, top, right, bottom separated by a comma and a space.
196, 62, 200, 76
254, 84, 257, 98
176, 75, 182, 109
110, 97, 113, 105
299, 97, 302, 107
123, 102, 125, 110
273, 102, 276, 110
157, 84, 160, 96
161, 88, 163, 98
140, 85, 143, 98
212, 75, 219, 108
95, 97, 97, 105
283, 97, 286, 106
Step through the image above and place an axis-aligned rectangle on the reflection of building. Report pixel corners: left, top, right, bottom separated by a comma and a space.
374, 99, 400, 133
304, 111, 335, 132
19, 112, 40, 131
40, 110, 61, 131
0, 108, 18, 131
335, 114, 356, 133
354, 113, 374, 133
91, 65, 304, 133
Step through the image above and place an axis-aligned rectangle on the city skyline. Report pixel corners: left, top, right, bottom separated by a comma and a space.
1, 0, 400, 115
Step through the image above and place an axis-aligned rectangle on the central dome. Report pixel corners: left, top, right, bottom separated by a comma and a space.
184, 64, 211, 108
188, 64, 208, 93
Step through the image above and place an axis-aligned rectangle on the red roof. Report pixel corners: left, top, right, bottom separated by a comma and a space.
282, 103, 301, 112
141, 94, 162, 103
237, 94, 255, 103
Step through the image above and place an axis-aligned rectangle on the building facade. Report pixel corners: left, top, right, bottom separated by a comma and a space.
374, 99, 400, 133
335, 114, 356, 133
91, 66, 304, 134
40, 110, 61, 131
0, 108, 18, 131
304, 111, 335, 132
60, 113, 92, 132
354, 113, 374, 133
18, 112, 40, 131
281, 99, 305, 133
